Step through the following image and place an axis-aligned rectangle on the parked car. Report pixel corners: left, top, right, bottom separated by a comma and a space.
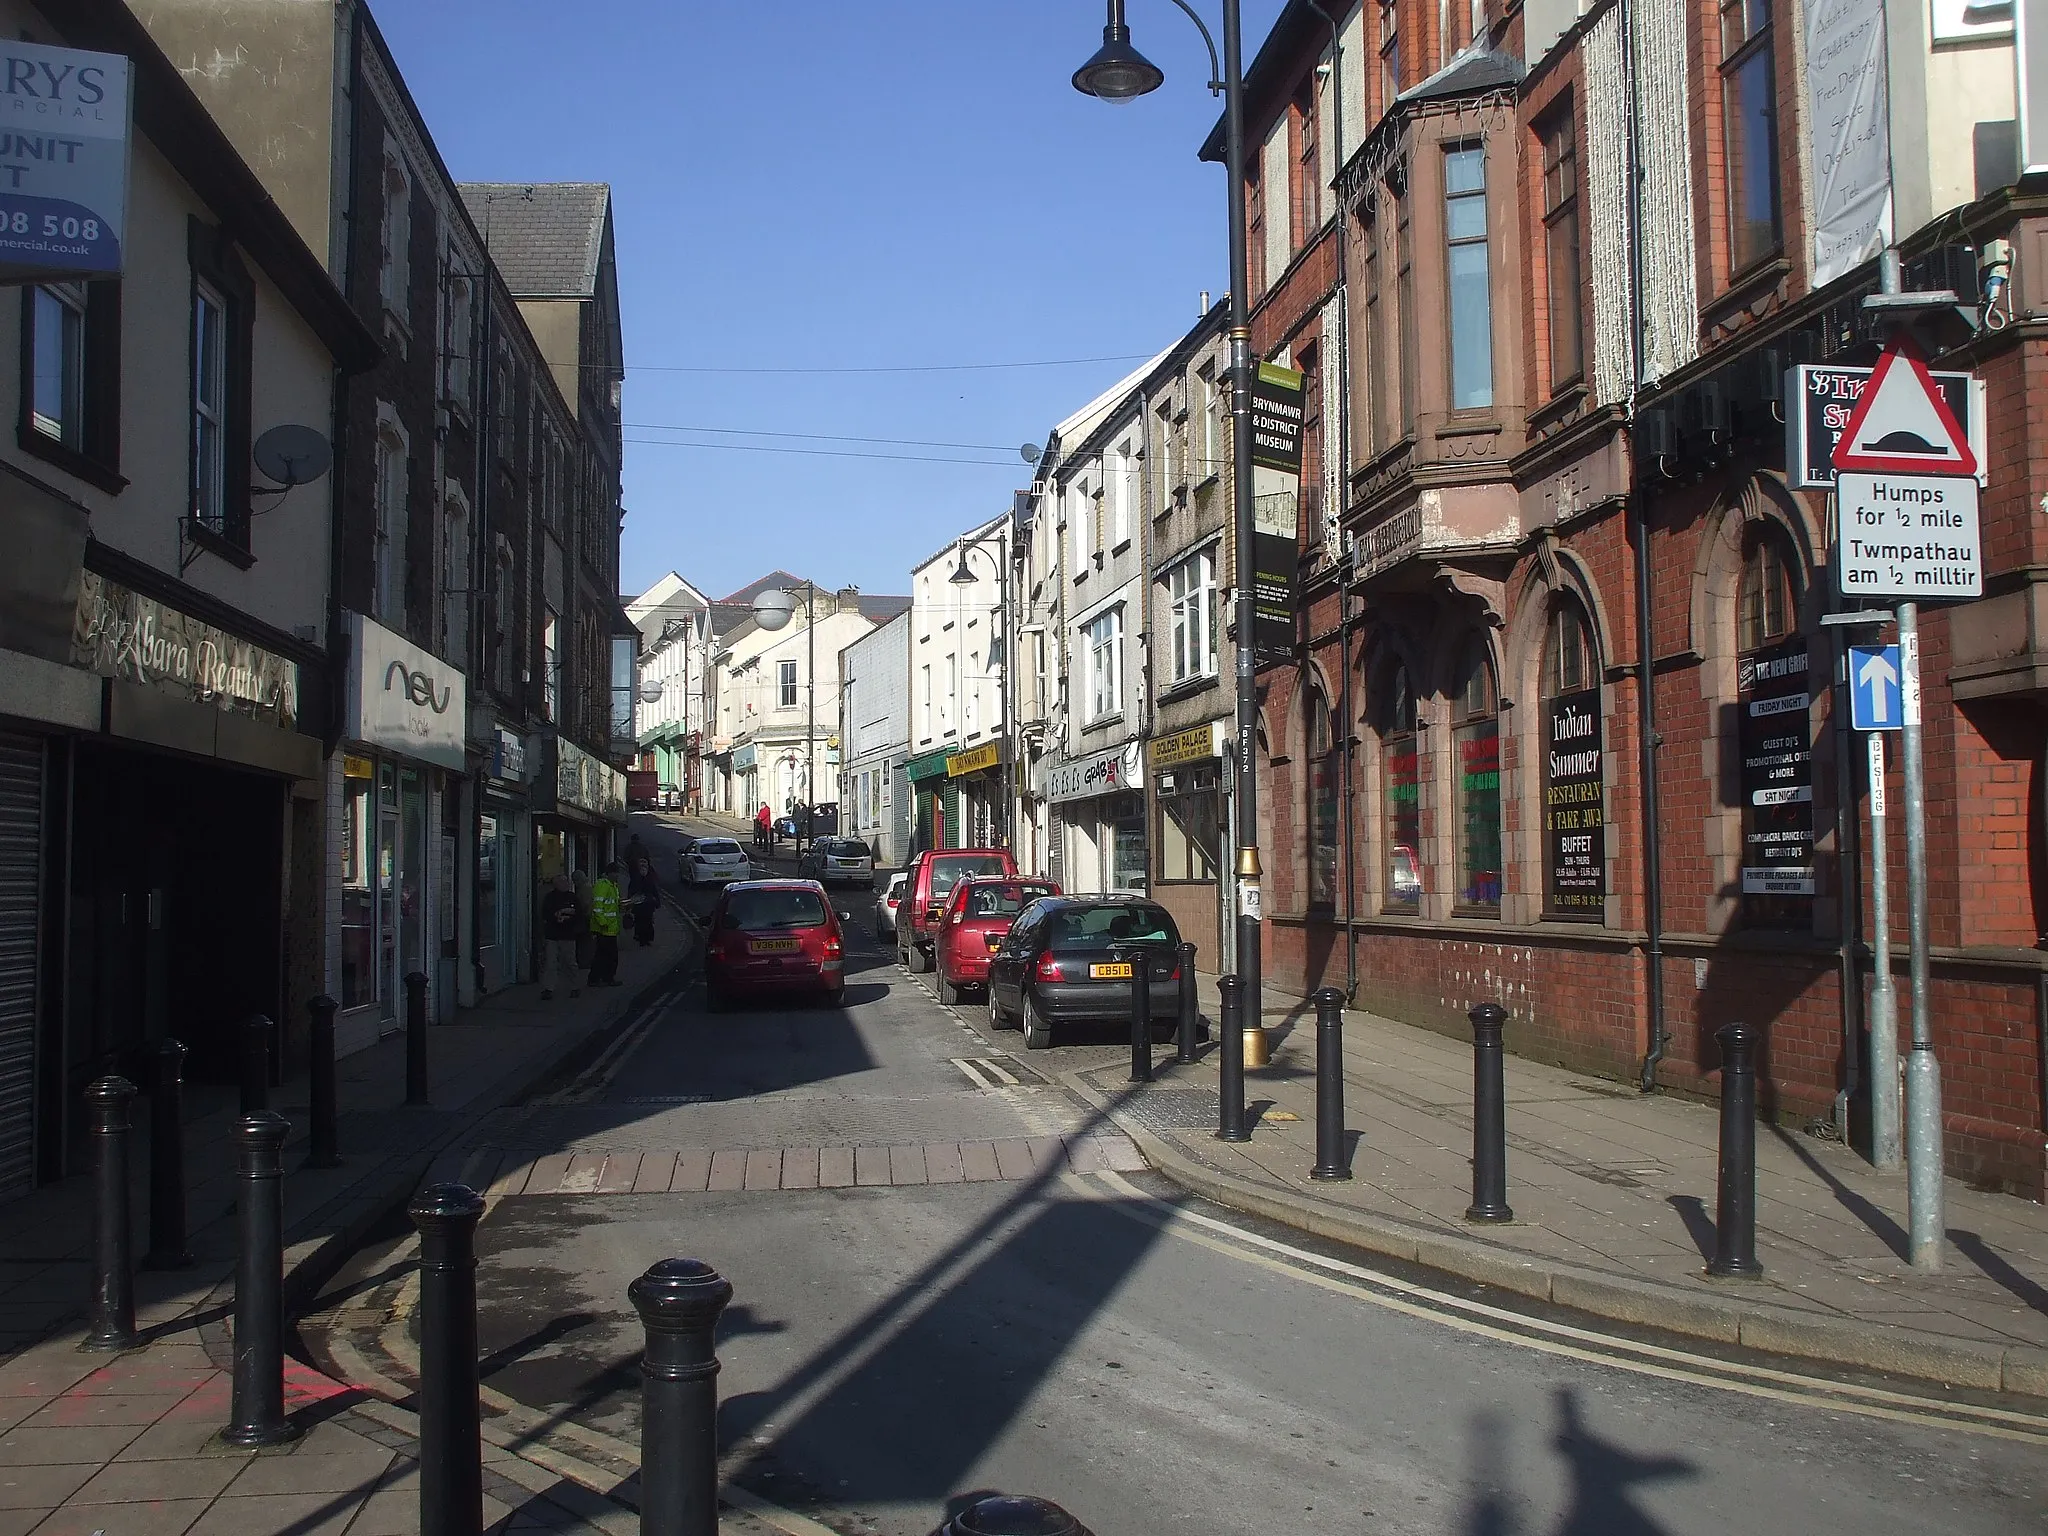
680, 837, 751, 885
933, 876, 1060, 1006
896, 847, 1017, 973
873, 871, 907, 939
798, 836, 876, 888
986, 895, 1183, 1050
702, 879, 848, 1009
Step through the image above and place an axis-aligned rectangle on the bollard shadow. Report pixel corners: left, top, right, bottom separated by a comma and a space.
1460, 1409, 1523, 1536
1338, 1128, 1364, 1176
1546, 1386, 1693, 1535
1763, 1124, 1909, 1263
1664, 1195, 1717, 1266
476, 1310, 598, 1381
1950, 1229, 2048, 1317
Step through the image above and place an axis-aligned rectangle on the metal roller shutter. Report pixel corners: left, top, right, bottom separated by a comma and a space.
0, 733, 42, 1202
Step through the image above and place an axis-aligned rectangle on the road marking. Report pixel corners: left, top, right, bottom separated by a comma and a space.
949, 1056, 1019, 1090
537, 989, 681, 1105
1083, 1169, 2048, 1444
493, 1135, 1147, 1194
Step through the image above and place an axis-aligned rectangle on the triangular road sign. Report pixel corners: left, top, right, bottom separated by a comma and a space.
1832, 335, 1977, 475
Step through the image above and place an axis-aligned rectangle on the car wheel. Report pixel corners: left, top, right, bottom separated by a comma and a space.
988, 987, 1014, 1032
937, 972, 963, 1007
1021, 990, 1053, 1051
904, 941, 928, 974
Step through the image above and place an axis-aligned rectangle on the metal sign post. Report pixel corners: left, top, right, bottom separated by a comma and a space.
1897, 609, 1942, 1268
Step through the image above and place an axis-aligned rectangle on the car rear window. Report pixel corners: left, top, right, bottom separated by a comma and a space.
827, 839, 871, 857
697, 840, 741, 856
1045, 904, 1179, 950
962, 882, 1057, 918
724, 888, 827, 929
930, 854, 1010, 898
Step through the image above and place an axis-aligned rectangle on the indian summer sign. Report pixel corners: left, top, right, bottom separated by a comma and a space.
0, 39, 130, 283
1543, 689, 1605, 918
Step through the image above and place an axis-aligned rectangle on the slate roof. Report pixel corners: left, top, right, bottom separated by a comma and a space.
457, 182, 611, 298
1398, 47, 1524, 105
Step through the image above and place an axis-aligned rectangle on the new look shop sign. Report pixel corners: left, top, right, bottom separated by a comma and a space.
0, 39, 130, 282
346, 611, 466, 770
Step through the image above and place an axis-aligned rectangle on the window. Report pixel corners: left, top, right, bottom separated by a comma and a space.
191, 283, 230, 539
1248, 163, 1267, 294
1545, 600, 1595, 697
921, 663, 932, 741
1197, 366, 1222, 481
1296, 82, 1321, 235
1157, 762, 1221, 882
1111, 442, 1135, 546
30, 283, 82, 449
1165, 547, 1218, 684
1394, 172, 1416, 436
1085, 607, 1123, 722
1378, 662, 1420, 913
445, 270, 474, 408
1150, 403, 1172, 514
1543, 603, 1605, 920
441, 491, 469, 663
944, 651, 958, 735
542, 611, 559, 721
186, 223, 254, 552
1444, 145, 1494, 411
373, 420, 409, 625
610, 634, 636, 742
1719, 0, 1781, 273
1379, 0, 1400, 113
380, 145, 412, 322
1738, 527, 1797, 651
20, 278, 121, 488
778, 659, 798, 709
1452, 638, 1502, 913
1361, 206, 1385, 457
1307, 686, 1339, 907
1541, 110, 1583, 389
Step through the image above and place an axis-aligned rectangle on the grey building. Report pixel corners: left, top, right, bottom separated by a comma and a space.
839, 610, 911, 868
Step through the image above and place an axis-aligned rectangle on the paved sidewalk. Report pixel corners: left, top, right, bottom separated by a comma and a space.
1065, 975, 2048, 1397
0, 923, 694, 1534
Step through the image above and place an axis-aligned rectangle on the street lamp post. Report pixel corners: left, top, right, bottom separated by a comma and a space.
949, 527, 1012, 844
752, 582, 818, 856
1075, 0, 1263, 1130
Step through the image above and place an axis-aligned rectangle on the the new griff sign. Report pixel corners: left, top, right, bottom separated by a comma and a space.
1249, 360, 1304, 665
0, 40, 130, 283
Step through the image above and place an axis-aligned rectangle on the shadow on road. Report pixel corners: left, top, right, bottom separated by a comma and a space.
1459, 1390, 1696, 1536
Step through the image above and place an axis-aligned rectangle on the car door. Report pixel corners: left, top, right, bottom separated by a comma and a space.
990, 903, 1038, 1015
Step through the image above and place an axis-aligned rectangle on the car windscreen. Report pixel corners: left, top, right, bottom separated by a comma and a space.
930, 855, 1009, 899
963, 882, 1057, 918
696, 840, 742, 857
724, 887, 827, 930
1044, 904, 1179, 951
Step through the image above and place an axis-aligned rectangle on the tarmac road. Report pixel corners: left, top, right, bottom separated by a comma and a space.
317, 815, 2048, 1535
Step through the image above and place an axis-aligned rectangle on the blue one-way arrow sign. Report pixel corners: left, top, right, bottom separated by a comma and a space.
1850, 644, 1903, 731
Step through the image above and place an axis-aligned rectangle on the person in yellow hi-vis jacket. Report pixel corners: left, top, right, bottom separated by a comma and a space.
588, 861, 624, 988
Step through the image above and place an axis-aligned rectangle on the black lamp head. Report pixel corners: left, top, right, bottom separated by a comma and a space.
1073, 1, 1164, 102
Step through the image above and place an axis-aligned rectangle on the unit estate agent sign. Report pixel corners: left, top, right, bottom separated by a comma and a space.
1831, 336, 1982, 600
0, 40, 130, 283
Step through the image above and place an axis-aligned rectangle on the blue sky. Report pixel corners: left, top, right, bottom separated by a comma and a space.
377, 1, 1285, 603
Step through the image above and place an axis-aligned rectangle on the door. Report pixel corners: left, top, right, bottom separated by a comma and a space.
378, 764, 399, 1033
0, 733, 42, 1202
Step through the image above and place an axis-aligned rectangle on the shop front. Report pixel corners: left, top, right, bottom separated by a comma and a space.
476, 726, 530, 996
944, 738, 1006, 847
731, 742, 759, 821
1148, 722, 1225, 961
1049, 742, 1147, 895
904, 747, 953, 852
337, 613, 467, 1057
532, 734, 627, 899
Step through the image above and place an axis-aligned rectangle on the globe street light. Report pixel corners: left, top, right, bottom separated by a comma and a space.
1075, 0, 1259, 1143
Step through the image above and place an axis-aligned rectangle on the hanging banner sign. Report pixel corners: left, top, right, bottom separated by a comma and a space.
1249, 361, 1305, 472
0, 40, 131, 282
1803, 0, 1892, 286
1249, 361, 1304, 665
1738, 637, 1815, 896
1543, 688, 1606, 919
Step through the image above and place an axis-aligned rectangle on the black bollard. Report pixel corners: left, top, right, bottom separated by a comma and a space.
82, 1076, 138, 1352
1465, 1003, 1513, 1223
404, 971, 430, 1106
306, 994, 340, 1169
1175, 942, 1199, 1065
1126, 948, 1152, 1085
144, 1041, 193, 1270
223, 1112, 299, 1446
1216, 974, 1248, 1142
412, 1183, 485, 1536
1708, 1021, 1764, 1279
239, 1014, 272, 1114
1310, 987, 1351, 1182
933, 1495, 1096, 1536
630, 1257, 734, 1536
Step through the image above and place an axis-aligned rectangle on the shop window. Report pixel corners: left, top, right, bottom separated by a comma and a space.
1543, 602, 1606, 920
1444, 144, 1494, 411
1156, 762, 1222, 883
1164, 547, 1218, 683
340, 761, 376, 1010
1307, 685, 1340, 908
1452, 637, 1503, 914
1719, 0, 1782, 275
1735, 527, 1813, 926
20, 278, 121, 489
1378, 660, 1421, 913
1540, 107, 1583, 390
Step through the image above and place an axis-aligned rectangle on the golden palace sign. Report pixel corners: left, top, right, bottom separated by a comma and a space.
1149, 723, 1221, 768
946, 741, 1001, 777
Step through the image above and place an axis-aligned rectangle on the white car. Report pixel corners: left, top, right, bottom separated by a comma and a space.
874, 871, 906, 938
681, 837, 751, 885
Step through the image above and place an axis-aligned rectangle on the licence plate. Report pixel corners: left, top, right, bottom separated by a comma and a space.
1090, 962, 1134, 980
748, 939, 801, 955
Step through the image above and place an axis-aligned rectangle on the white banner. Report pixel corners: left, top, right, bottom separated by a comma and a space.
1805, 0, 1891, 286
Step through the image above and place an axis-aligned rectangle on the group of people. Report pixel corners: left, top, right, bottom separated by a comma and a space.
537, 839, 663, 1001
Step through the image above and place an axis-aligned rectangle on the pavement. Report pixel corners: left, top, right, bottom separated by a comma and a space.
1035, 971, 2048, 1398
0, 871, 698, 1536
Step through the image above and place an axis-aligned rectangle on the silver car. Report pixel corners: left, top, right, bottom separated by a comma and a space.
681, 837, 751, 885
803, 836, 876, 888
873, 871, 907, 938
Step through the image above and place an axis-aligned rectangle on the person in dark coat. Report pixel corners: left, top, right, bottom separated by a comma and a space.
628, 856, 661, 946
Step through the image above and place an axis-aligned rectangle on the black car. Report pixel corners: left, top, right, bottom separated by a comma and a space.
986, 895, 1182, 1050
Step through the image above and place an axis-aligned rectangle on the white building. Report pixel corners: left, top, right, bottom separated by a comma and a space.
905, 513, 1013, 851
839, 610, 911, 866
627, 572, 711, 805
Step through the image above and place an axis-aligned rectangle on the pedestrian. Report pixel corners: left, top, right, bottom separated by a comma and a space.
628, 856, 660, 947
588, 861, 624, 987
538, 874, 581, 1000
624, 832, 648, 869
572, 871, 594, 972
754, 802, 772, 852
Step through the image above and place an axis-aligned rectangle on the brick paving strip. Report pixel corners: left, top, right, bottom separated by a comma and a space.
491, 1132, 1148, 1196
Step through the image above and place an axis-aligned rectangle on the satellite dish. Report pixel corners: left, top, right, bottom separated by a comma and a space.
253, 424, 333, 487
1020, 443, 1042, 465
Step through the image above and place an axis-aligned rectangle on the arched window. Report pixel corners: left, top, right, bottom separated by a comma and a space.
1734, 525, 1811, 926
1542, 601, 1604, 920
1453, 636, 1502, 914
1377, 660, 1421, 913
1307, 685, 1339, 908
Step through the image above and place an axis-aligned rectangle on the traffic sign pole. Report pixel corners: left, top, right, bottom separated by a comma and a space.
1897, 605, 1943, 1269
1865, 729, 1900, 1170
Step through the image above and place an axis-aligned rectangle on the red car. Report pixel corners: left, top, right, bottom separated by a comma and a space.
933, 877, 1060, 1006
703, 879, 847, 1010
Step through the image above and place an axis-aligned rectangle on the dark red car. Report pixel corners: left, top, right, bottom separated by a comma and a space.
933, 877, 1059, 1005
703, 879, 847, 1010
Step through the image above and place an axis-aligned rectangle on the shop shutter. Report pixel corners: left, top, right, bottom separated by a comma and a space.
0, 733, 43, 1202
1048, 808, 1064, 888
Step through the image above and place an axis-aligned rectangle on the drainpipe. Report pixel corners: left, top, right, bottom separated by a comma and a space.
1623, 0, 1669, 1093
